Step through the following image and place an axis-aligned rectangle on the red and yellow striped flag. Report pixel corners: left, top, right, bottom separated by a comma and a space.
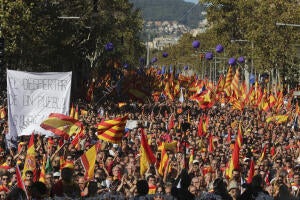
224, 66, 233, 96
230, 68, 240, 98
158, 143, 169, 176
97, 116, 127, 144
22, 133, 36, 179
216, 75, 225, 94
40, 113, 83, 137
140, 129, 156, 175
80, 145, 97, 180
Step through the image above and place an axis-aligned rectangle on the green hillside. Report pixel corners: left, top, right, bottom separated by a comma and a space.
130, 0, 205, 28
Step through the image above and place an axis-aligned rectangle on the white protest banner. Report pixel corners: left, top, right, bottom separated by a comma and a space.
125, 120, 138, 130
7, 70, 72, 141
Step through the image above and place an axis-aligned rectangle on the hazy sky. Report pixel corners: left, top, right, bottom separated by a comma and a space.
184, 0, 198, 3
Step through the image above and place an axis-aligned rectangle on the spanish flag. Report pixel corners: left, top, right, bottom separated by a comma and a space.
22, 133, 36, 179
225, 140, 240, 179
80, 145, 97, 180
140, 129, 156, 175
158, 144, 169, 176
40, 113, 83, 137
39, 156, 46, 183
97, 116, 127, 144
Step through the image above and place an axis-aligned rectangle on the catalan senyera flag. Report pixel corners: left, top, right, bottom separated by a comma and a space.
224, 66, 233, 96
140, 129, 156, 175
158, 144, 169, 176
230, 68, 240, 98
97, 116, 127, 144
80, 145, 97, 180
71, 131, 85, 147
22, 133, 36, 179
40, 113, 83, 137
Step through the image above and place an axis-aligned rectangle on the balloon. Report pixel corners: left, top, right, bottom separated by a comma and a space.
123, 63, 128, 69
105, 42, 114, 51
139, 57, 145, 64
228, 57, 236, 65
151, 57, 158, 63
215, 44, 224, 53
192, 40, 200, 49
237, 56, 245, 63
184, 65, 189, 70
157, 70, 161, 75
205, 52, 213, 60
162, 52, 168, 58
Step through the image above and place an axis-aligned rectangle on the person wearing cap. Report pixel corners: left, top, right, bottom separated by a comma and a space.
189, 160, 201, 179
53, 171, 60, 184
227, 180, 240, 200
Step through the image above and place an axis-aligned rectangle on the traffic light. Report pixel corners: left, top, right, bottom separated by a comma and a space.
0, 37, 4, 67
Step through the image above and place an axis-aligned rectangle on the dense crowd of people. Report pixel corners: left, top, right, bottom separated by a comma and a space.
0, 78, 299, 200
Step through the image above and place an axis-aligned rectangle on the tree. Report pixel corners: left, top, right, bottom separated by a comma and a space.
1, 0, 145, 80
199, 0, 300, 84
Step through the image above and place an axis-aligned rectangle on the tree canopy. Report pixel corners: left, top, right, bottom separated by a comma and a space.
1, 0, 145, 80
152, 0, 300, 85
